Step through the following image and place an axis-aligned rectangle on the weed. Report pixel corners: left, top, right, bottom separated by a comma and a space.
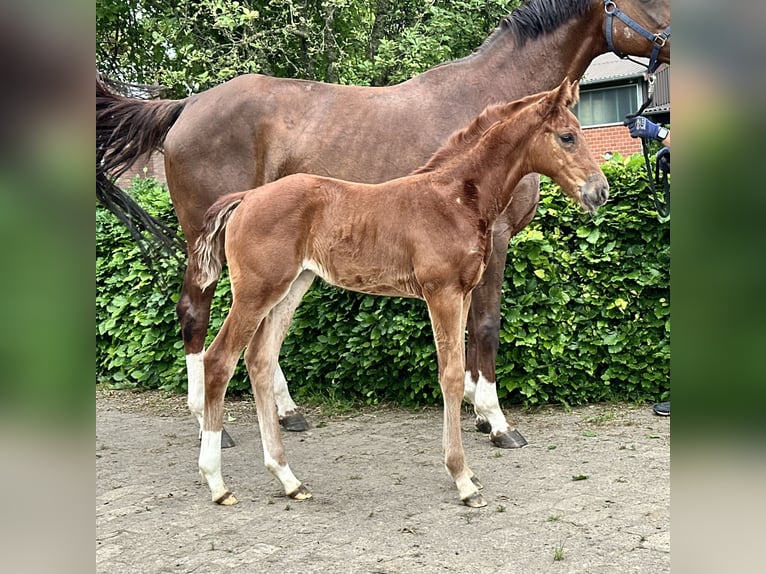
553, 542, 565, 562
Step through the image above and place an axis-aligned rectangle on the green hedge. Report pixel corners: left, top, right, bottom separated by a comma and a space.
96, 154, 669, 407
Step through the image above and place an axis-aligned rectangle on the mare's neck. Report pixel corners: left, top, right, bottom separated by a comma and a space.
417, 11, 604, 105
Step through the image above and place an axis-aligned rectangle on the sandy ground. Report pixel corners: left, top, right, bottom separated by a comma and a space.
96, 388, 669, 573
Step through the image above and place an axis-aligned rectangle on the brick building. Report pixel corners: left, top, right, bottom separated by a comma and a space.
576, 52, 670, 161
116, 151, 167, 188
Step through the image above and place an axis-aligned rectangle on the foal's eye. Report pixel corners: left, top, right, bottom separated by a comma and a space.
560, 133, 575, 145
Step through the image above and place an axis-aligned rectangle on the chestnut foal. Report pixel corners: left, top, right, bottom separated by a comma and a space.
191, 80, 608, 507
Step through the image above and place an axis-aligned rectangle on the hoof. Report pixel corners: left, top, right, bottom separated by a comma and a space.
490, 428, 527, 449
214, 491, 238, 506
279, 412, 310, 432
475, 417, 492, 434
470, 474, 484, 490
288, 484, 312, 500
221, 427, 236, 449
462, 492, 487, 508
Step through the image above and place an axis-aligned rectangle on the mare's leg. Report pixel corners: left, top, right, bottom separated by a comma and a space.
274, 364, 310, 431
426, 290, 486, 508
176, 269, 236, 447
244, 271, 315, 499
464, 175, 539, 449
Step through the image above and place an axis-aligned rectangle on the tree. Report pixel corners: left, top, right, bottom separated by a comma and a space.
96, 0, 519, 95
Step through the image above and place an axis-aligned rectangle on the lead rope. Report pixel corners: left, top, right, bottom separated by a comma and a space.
626, 74, 670, 220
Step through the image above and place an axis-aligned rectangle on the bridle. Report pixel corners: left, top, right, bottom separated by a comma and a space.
603, 0, 670, 74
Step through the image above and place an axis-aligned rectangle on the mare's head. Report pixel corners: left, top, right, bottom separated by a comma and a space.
519, 79, 608, 214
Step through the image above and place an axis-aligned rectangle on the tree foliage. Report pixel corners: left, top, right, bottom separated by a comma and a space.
97, 0, 518, 95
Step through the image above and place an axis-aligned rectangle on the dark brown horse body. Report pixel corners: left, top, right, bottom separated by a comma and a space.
192, 81, 608, 506
96, 0, 670, 448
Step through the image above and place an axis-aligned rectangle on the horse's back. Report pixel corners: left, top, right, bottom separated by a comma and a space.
163, 72, 450, 208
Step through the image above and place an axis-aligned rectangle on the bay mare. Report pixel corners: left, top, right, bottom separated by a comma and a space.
191, 80, 609, 507
96, 0, 670, 449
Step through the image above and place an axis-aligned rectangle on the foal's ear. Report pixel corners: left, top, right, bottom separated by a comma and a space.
539, 78, 580, 118
555, 78, 579, 108
538, 79, 567, 117
567, 80, 580, 108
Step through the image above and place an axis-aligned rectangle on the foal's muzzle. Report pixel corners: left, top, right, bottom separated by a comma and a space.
580, 173, 610, 214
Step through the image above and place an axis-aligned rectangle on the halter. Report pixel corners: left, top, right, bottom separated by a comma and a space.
603, 0, 670, 74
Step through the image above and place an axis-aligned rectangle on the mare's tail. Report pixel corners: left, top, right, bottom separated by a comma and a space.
192, 192, 248, 291
96, 77, 187, 256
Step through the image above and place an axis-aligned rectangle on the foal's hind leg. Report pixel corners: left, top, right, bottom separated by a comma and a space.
245, 272, 315, 500
198, 298, 268, 505
178, 269, 308, 447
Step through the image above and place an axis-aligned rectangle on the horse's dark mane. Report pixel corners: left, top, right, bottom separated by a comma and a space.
472, 0, 593, 54
502, 0, 593, 45
413, 92, 544, 175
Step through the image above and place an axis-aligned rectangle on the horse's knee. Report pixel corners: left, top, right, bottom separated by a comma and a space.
203, 353, 233, 398
176, 284, 215, 349
473, 315, 501, 351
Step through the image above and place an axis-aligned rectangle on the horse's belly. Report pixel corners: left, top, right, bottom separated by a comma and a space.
302, 258, 421, 298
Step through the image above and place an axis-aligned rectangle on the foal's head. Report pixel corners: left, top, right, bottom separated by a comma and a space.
518, 79, 609, 214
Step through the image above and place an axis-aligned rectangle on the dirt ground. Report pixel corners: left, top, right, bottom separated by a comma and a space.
96, 387, 669, 573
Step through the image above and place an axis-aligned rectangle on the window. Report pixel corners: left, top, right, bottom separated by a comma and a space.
574, 83, 640, 127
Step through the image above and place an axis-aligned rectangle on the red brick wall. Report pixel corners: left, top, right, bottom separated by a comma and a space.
116, 151, 167, 188
582, 124, 642, 162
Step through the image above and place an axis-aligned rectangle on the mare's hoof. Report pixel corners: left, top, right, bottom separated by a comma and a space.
288, 484, 312, 500
475, 418, 492, 434
221, 427, 236, 449
470, 474, 484, 490
490, 428, 527, 449
462, 492, 487, 508
214, 491, 238, 506
280, 412, 310, 432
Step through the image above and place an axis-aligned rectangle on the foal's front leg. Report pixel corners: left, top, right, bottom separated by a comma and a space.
426, 290, 486, 508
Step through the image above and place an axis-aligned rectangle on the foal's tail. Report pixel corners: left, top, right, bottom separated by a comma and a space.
96, 76, 187, 257
192, 192, 248, 291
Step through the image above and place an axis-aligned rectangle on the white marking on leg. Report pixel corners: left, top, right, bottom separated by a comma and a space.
198, 430, 229, 502
186, 350, 205, 436
463, 371, 477, 404
273, 363, 298, 418
263, 449, 304, 497
474, 371, 509, 434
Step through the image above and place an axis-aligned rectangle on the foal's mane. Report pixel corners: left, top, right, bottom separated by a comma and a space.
412, 92, 544, 175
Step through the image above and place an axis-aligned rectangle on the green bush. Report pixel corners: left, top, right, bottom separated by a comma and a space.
96, 154, 669, 406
